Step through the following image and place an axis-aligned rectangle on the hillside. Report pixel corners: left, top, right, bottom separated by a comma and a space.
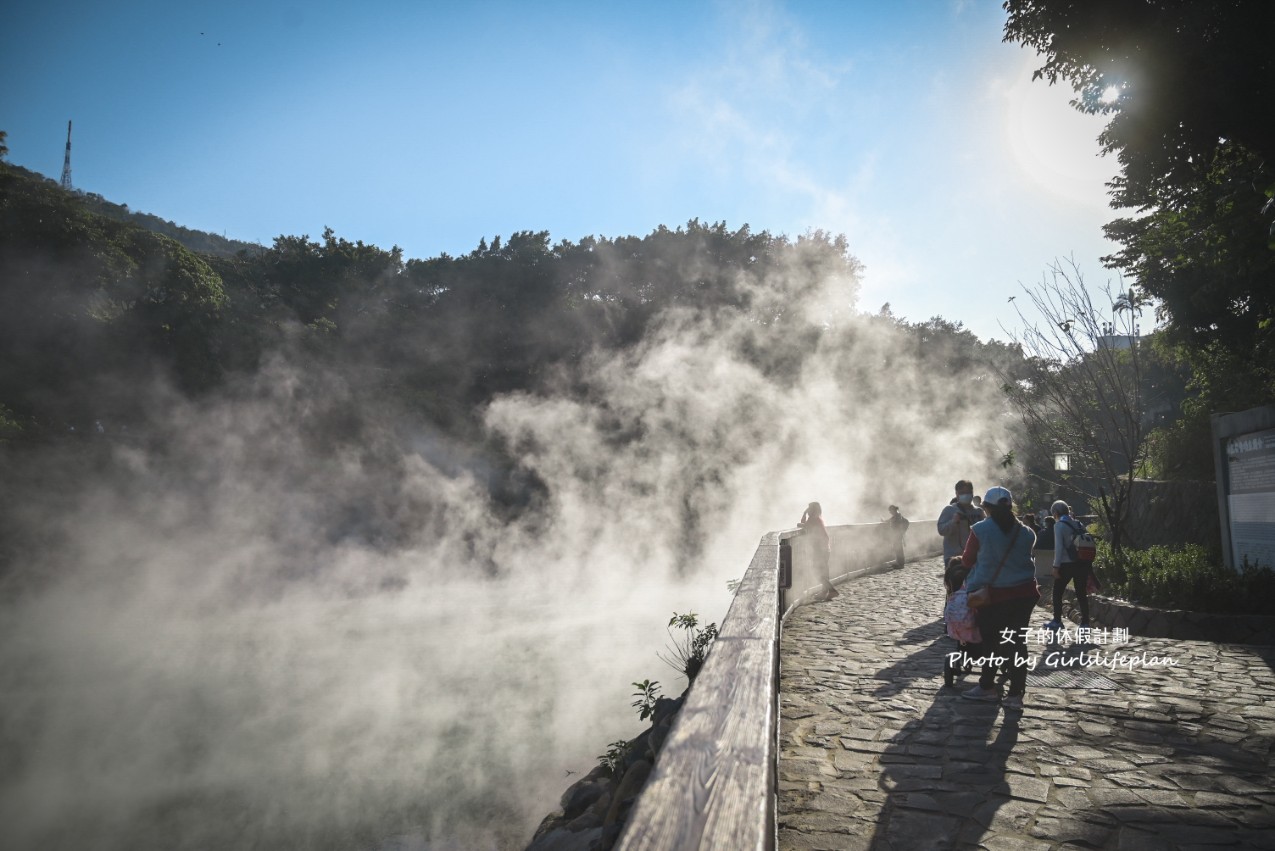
0, 161, 876, 437
0, 158, 1024, 533
4, 163, 262, 258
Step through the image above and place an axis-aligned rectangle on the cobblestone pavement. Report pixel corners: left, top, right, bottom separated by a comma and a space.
778, 556, 1275, 851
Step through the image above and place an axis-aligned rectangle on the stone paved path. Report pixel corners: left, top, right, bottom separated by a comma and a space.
778, 556, 1275, 851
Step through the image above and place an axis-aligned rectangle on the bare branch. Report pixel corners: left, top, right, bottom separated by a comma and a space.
996, 258, 1149, 549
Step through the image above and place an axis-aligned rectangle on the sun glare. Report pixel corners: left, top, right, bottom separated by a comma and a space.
1002, 56, 1118, 206
1100, 85, 1121, 104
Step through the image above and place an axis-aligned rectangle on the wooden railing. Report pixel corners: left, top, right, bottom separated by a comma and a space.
615, 521, 942, 850
784, 521, 944, 609
614, 530, 786, 851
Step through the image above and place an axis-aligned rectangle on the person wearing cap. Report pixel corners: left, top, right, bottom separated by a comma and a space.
1047, 500, 1091, 631
958, 485, 1039, 710
937, 480, 984, 565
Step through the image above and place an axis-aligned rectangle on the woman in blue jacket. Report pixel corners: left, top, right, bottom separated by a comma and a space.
959, 486, 1040, 710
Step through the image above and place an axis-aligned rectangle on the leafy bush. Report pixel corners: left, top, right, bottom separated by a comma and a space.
597, 739, 631, 777
1095, 541, 1275, 614
594, 613, 714, 778
657, 612, 718, 682
630, 679, 661, 722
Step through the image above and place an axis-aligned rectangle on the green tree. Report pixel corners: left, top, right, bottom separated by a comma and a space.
1003, 0, 1275, 180
1101, 145, 1274, 376
1002, 2, 1275, 349
1003, 0, 1275, 482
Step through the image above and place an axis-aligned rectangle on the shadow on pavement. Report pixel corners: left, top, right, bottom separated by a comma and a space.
866, 641, 1274, 849
778, 557, 1275, 850
865, 685, 1022, 850
863, 622, 1275, 848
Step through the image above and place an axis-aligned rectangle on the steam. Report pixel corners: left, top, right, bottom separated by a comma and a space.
0, 246, 1012, 850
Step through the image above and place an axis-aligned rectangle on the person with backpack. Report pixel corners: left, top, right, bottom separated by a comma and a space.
1047, 500, 1094, 631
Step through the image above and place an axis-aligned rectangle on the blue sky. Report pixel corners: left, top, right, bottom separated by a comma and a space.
2, 0, 1123, 342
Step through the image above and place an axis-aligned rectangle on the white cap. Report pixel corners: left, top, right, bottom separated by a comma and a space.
983, 486, 1013, 506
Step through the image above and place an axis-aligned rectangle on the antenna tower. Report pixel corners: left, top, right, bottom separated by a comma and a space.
60, 120, 73, 190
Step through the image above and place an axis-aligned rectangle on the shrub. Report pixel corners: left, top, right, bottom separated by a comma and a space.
597, 740, 631, 777
630, 679, 661, 722
1095, 541, 1275, 614
657, 612, 718, 682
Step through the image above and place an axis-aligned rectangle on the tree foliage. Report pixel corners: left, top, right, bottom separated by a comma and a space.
1003, 0, 1275, 481
1003, 0, 1275, 183
1101, 144, 1275, 388
0, 166, 863, 451
0, 154, 1045, 557
0, 164, 230, 427
3, 161, 261, 258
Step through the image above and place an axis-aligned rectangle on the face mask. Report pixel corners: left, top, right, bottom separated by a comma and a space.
958, 494, 973, 505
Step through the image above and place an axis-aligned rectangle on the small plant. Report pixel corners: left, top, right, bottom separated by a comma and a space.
657, 612, 719, 682
597, 739, 631, 777
725, 577, 742, 594
631, 679, 661, 721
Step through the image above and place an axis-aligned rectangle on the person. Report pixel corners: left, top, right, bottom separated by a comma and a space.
937, 480, 984, 564
885, 504, 909, 567
959, 486, 1039, 710
1047, 500, 1092, 631
971, 495, 984, 513
798, 502, 838, 601
1022, 512, 1048, 578
1039, 515, 1056, 551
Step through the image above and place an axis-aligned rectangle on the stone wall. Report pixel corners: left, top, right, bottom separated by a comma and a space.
524, 694, 685, 851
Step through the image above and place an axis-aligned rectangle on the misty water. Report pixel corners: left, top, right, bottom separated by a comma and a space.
0, 255, 1011, 850
4, 567, 697, 849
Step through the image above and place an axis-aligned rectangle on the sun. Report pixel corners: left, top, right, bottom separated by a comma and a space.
1100, 85, 1121, 105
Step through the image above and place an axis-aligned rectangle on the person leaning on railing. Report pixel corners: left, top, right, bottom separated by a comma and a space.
798, 501, 838, 601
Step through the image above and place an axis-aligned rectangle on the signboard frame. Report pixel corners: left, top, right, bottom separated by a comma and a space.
1212, 405, 1275, 572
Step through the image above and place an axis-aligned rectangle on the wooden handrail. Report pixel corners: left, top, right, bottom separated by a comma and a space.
614, 520, 942, 850
614, 530, 784, 851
